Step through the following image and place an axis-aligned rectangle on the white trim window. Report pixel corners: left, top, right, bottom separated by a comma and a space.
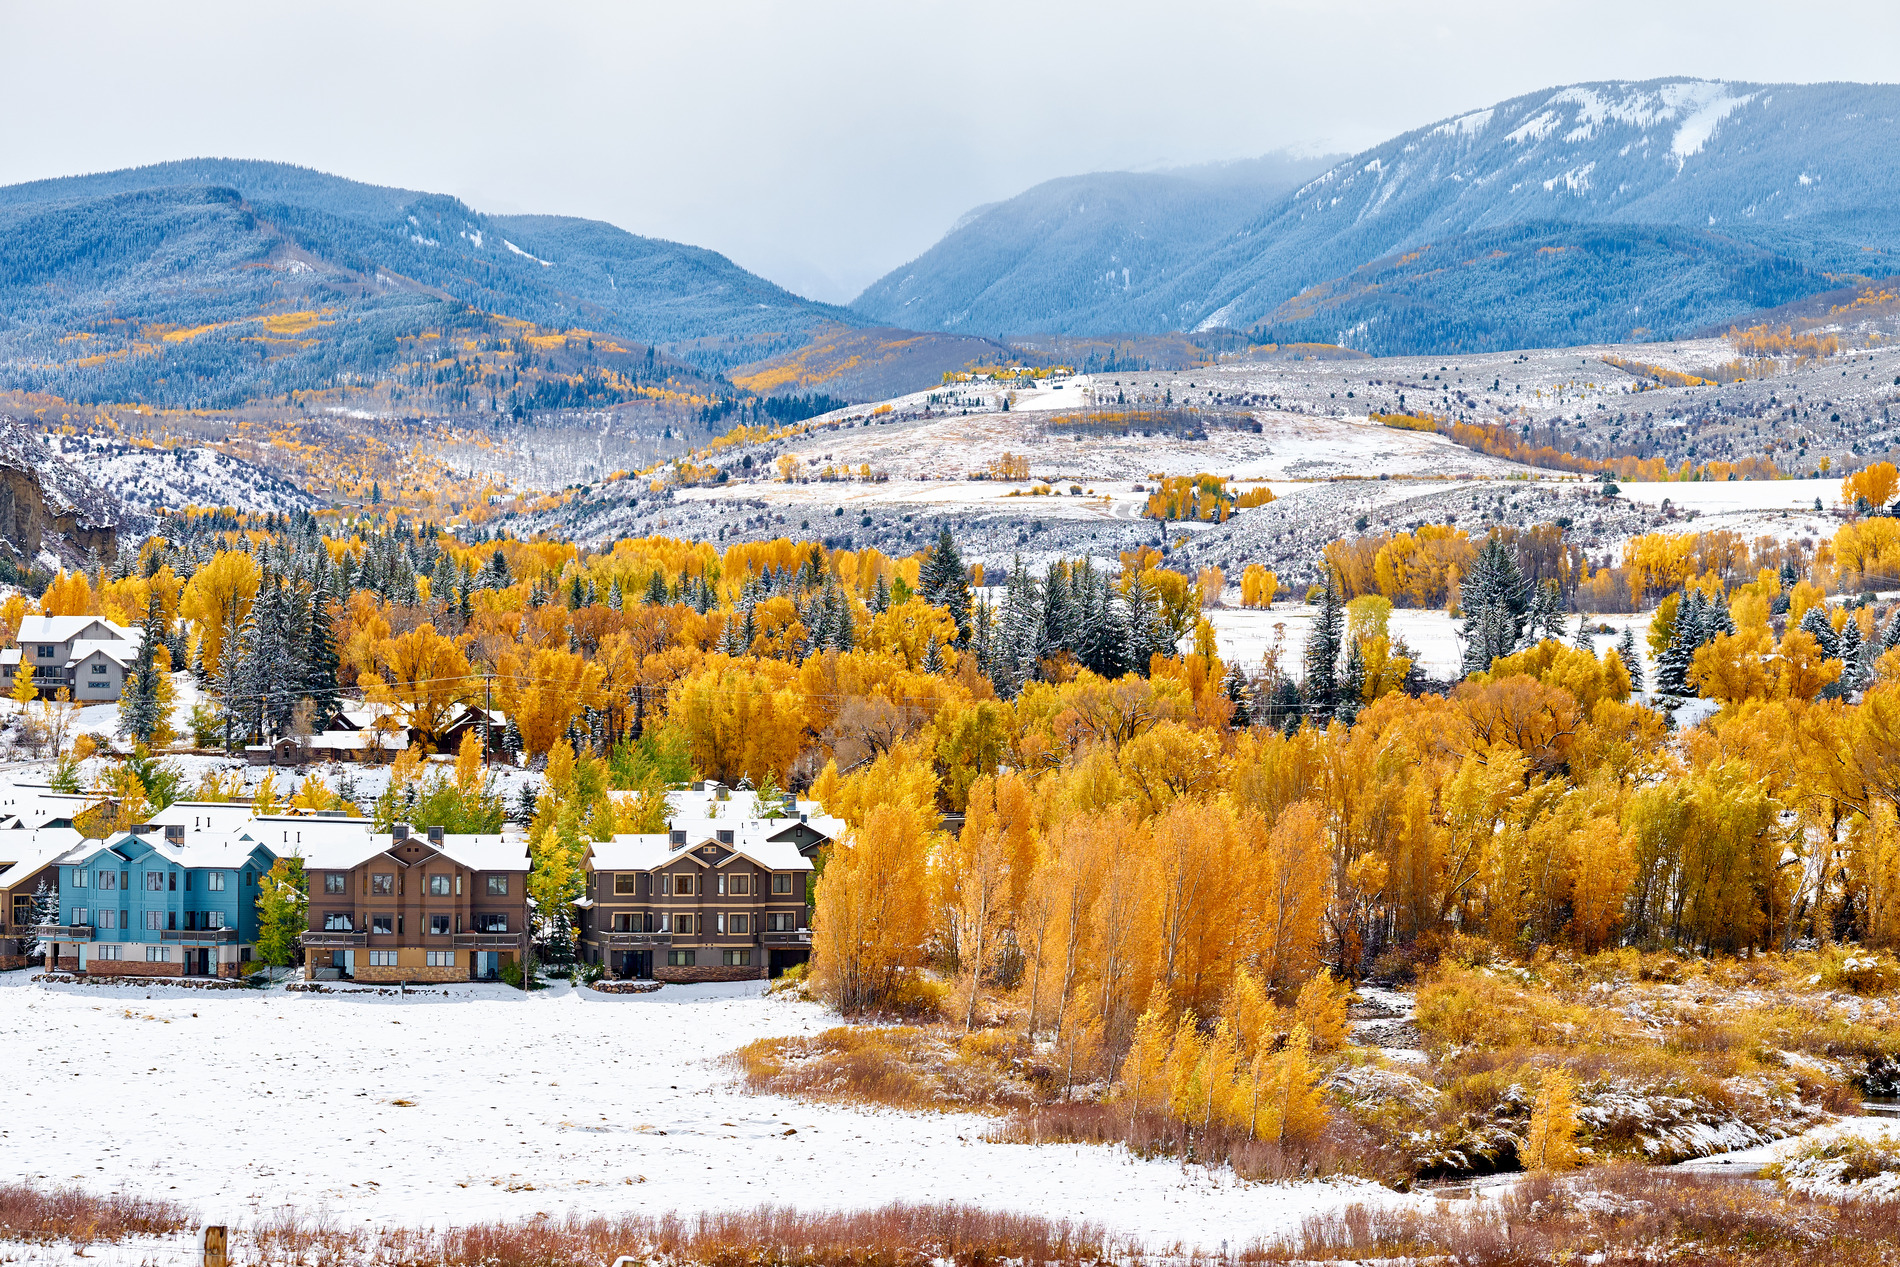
145, 946, 168, 963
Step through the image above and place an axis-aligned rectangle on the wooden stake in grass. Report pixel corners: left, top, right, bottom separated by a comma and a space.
1523, 1066, 1581, 1171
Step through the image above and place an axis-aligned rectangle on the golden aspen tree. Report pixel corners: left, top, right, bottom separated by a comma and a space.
1266, 1023, 1329, 1147
362, 624, 474, 749
1292, 971, 1351, 1053
177, 551, 261, 678
1117, 993, 1175, 1124
1240, 564, 1279, 609
1523, 1067, 1582, 1170
1259, 801, 1330, 989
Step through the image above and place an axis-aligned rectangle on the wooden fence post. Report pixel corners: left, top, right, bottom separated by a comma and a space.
201, 1224, 227, 1267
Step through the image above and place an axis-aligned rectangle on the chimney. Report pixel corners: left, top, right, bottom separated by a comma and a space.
164, 825, 185, 845
392, 823, 409, 842
427, 825, 444, 846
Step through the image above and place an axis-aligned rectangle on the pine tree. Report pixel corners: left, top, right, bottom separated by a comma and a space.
1302, 569, 1344, 717
120, 590, 166, 745
1336, 640, 1366, 725
1655, 616, 1697, 696
1573, 615, 1595, 654
921, 634, 944, 675
1617, 626, 1645, 692
872, 573, 891, 614
1841, 615, 1867, 695
1460, 535, 1529, 674
304, 578, 341, 727
1799, 605, 1841, 659
30, 879, 59, 963
919, 528, 973, 643
645, 570, 667, 605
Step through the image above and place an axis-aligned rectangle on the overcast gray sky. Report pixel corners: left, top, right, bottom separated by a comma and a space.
3, 1, 1896, 303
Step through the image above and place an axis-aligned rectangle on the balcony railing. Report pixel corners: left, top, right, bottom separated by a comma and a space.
31, 924, 91, 939
599, 930, 671, 947
452, 931, 522, 949
301, 929, 368, 948
161, 927, 238, 944
759, 930, 813, 946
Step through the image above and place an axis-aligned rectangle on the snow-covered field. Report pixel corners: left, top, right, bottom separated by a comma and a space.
0, 973, 1397, 1250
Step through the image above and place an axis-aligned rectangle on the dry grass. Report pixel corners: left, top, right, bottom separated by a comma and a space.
0, 1181, 194, 1244
730, 1025, 1040, 1111
239, 1200, 1120, 1267
1254, 1165, 1900, 1265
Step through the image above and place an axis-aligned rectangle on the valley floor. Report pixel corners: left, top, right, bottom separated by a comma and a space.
0, 973, 1397, 1252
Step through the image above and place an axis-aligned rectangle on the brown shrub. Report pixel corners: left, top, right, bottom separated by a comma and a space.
729, 1025, 1035, 1111
0, 1182, 193, 1244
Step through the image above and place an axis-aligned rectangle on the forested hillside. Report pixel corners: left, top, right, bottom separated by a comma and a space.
865, 79, 1900, 353
850, 154, 1334, 335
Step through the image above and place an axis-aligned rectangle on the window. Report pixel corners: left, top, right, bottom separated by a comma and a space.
98, 910, 117, 929
723, 949, 752, 966
672, 874, 694, 896
429, 875, 451, 897
667, 950, 697, 967
206, 872, 227, 892
430, 915, 450, 936
145, 871, 164, 891
767, 912, 796, 932
324, 873, 347, 895
715, 912, 725, 934
169, 872, 177, 892
670, 830, 687, 845
372, 915, 393, 935
729, 873, 750, 896
96, 944, 123, 961
145, 946, 168, 963
206, 912, 226, 929
324, 913, 353, 931
426, 951, 456, 967
71, 868, 88, 888
486, 875, 508, 896
97, 870, 117, 891
675, 914, 696, 936
772, 873, 793, 895
478, 913, 509, 933
35, 645, 53, 658
730, 913, 750, 934
716, 830, 734, 845
614, 873, 638, 895
368, 951, 397, 967
145, 911, 162, 931
371, 874, 394, 896
612, 912, 632, 932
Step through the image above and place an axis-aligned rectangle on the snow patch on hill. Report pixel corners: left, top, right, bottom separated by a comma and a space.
40, 435, 320, 517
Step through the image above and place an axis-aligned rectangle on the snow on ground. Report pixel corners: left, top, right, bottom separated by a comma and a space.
1676, 1116, 1900, 1177
0, 973, 1401, 1251
40, 434, 320, 517
1202, 606, 1659, 684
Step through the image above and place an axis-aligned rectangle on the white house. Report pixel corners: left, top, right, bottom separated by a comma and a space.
4, 615, 143, 702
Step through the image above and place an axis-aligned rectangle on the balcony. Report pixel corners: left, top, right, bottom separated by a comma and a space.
598, 930, 671, 947
32, 924, 92, 939
301, 929, 367, 948
759, 930, 812, 947
162, 927, 238, 944
452, 931, 522, 950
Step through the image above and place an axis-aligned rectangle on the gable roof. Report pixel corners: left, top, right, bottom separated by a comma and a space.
588, 823, 814, 874
0, 830, 85, 892
14, 616, 133, 645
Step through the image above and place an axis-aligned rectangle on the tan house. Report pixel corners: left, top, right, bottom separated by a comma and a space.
4, 615, 141, 701
0, 829, 82, 968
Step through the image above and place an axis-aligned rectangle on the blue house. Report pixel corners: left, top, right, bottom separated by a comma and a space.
50, 824, 277, 977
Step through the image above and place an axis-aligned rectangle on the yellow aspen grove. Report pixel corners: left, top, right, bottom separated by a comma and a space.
361, 623, 474, 750
1258, 800, 1330, 989
1523, 1067, 1582, 1170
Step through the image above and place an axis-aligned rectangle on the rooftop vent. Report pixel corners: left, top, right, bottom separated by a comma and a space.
392, 823, 410, 842
427, 825, 444, 845
164, 825, 185, 845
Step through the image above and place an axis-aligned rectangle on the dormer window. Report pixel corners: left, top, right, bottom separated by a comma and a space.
716, 830, 734, 845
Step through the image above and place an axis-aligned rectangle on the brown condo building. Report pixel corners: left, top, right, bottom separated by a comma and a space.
578, 821, 815, 982
297, 821, 530, 983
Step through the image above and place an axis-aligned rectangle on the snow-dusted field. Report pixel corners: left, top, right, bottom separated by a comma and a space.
0, 973, 1395, 1250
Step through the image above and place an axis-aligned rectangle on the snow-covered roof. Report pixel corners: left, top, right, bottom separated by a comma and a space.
380, 832, 529, 874
69, 826, 275, 871
15, 616, 134, 645
590, 823, 814, 874
67, 639, 139, 669
0, 830, 85, 891
147, 801, 260, 834
0, 785, 103, 830
257, 815, 378, 870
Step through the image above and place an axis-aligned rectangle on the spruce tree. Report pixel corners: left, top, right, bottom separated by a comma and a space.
304, 579, 341, 727
121, 590, 166, 745
1573, 615, 1595, 654
1303, 569, 1344, 717
1617, 626, 1645, 692
646, 570, 667, 605
1459, 535, 1529, 674
1799, 605, 1841, 659
919, 528, 973, 643
1655, 618, 1697, 696
1337, 640, 1367, 725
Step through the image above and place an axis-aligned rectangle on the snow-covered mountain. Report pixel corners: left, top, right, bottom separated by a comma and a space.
860, 79, 1900, 352
40, 435, 319, 517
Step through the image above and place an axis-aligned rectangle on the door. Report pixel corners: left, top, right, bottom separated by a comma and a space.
341, 950, 355, 980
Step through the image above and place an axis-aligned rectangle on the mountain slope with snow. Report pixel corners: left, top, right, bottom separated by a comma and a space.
865, 79, 1900, 352
40, 434, 320, 517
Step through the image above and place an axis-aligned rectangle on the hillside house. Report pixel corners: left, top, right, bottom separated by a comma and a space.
51, 824, 277, 977
297, 823, 529, 984
3, 615, 141, 701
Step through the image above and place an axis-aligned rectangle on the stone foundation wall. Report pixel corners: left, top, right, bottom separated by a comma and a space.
654, 964, 767, 984
86, 959, 184, 978
55, 956, 78, 972
353, 964, 470, 985
0, 953, 27, 971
